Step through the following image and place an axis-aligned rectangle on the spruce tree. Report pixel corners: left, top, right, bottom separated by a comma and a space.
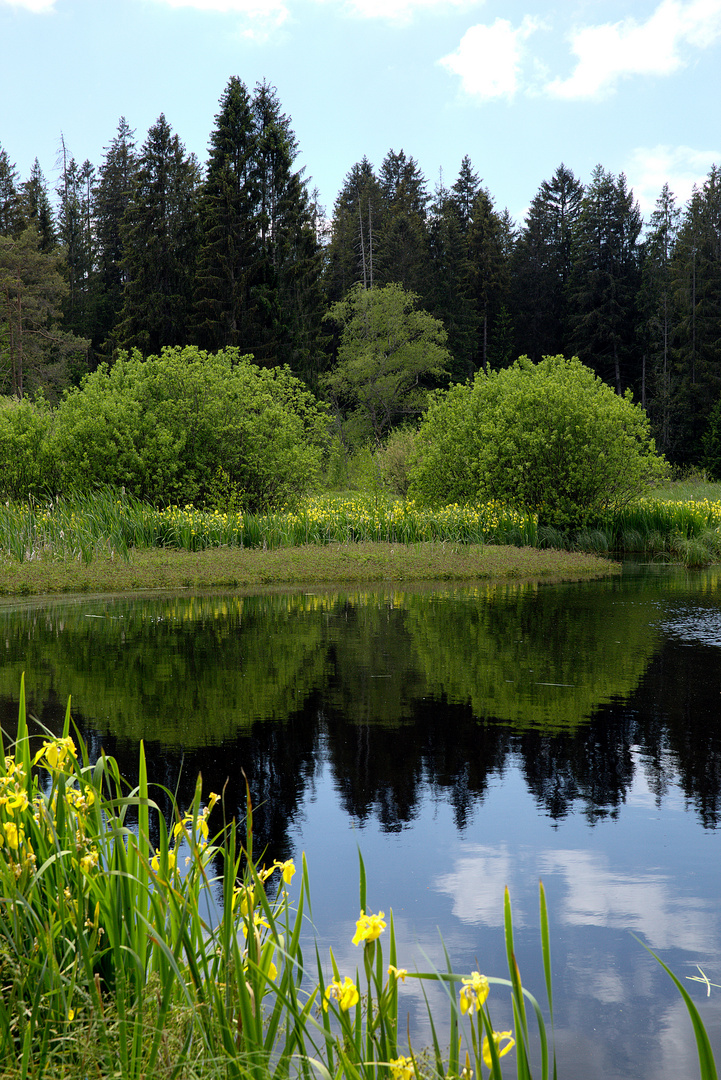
117, 114, 200, 354
22, 159, 56, 252
427, 180, 477, 380
94, 118, 137, 357
511, 163, 583, 360
0, 145, 23, 238
671, 167, 721, 462
568, 165, 642, 395
639, 183, 679, 453
375, 149, 430, 299
195, 76, 258, 352
324, 158, 383, 302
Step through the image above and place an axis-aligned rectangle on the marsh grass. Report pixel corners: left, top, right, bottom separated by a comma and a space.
2, 487, 721, 581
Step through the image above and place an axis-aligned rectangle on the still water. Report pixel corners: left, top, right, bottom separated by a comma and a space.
2, 564, 721, 1079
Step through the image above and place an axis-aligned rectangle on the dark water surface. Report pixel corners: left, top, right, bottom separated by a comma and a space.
3, 564, 721, 1079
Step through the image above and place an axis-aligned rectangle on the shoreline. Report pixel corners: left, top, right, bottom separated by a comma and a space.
0, 542, 619, 598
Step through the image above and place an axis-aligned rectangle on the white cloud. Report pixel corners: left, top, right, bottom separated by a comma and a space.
438, 15, 542, 102
547, 0, 721, 101
625, 144, 720, 213
0, 0, 56, 10
147, 0, 289, 39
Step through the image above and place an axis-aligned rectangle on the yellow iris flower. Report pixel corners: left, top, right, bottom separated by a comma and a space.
387, 964, 408, 982
390, 1055, 414, 1080
324, 975, 359, 1012
352, 909, 386, 945
459, 971, 489, 1015
482, 1031, 515, 1068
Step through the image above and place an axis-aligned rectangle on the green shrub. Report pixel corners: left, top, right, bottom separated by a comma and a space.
410, 355, 669, 528
50, 346, 330, 510
0, 395, 56, 500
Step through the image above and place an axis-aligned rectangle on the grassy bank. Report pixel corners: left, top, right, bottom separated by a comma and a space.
0, 542, 616, 597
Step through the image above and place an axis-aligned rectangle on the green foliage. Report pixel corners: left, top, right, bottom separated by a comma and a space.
324, 283, 451, 445
51, 346, 330, 509
410, 355, 669, 527
0, 395, 56, 500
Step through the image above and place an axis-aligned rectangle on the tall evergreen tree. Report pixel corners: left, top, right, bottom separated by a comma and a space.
117, 114, 200, 353
324, 158, 383, 302
511, 163, 583, 360
195, 76, 258, 351
639, 183, 680, 452
427, 179, 477, 380
568, 165, 642, 394
248, 80, 325, 372
93, 117, 137, 357
22, 159, 56, 252
467, 187, 508, 372
0, 145, 23, 237
670, 166, 721, 461
56, 138, 96, 348
375, 149, 430, 298
451, 154, 481, 234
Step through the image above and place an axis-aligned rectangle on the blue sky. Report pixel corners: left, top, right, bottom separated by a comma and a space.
1, 0, 720, 225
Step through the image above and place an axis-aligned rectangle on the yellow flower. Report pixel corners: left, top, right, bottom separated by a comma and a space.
387, 965, 408, 982
482, 1031, 514, 1068
352, 909, 386, 946
274, 858, 296, 884
459, 972, 489, 1016
324, 975, 359, 1012
390, 1056, 414, 1080
3, 822, 20, 849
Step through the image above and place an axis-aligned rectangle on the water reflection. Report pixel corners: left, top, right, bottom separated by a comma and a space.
2, 567, 721, 1078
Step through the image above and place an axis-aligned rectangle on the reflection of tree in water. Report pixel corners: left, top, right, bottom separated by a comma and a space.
3, 578, 721, 857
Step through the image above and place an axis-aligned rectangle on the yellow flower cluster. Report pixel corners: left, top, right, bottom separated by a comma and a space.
0, 738, 99, 882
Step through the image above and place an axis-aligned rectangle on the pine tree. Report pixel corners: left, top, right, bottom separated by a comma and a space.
451, 154, 481, 234
248, 80, 324, 371
117, 114, 201, 354
0, 226, 89, 397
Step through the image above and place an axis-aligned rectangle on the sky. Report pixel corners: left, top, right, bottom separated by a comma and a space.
1, 0, 720, 227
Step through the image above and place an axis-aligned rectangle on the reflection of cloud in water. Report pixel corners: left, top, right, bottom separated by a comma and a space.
538, 850, 714, 953
433, 845, 517, 928
660, 606, 721, 647
434, 844, 715, 955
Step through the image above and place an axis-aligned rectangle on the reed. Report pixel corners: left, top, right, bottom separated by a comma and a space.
1, 489, 721, 567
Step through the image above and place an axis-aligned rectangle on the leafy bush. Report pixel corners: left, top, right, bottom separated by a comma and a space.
50, 346, 330, 510
410, 355, 669, 528
0, 395, 56, 500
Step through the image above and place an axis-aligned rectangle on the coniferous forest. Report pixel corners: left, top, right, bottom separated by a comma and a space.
1, 74, 720, 468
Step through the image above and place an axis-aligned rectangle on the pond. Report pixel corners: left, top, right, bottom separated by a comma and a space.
2, 563, 721, 1080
